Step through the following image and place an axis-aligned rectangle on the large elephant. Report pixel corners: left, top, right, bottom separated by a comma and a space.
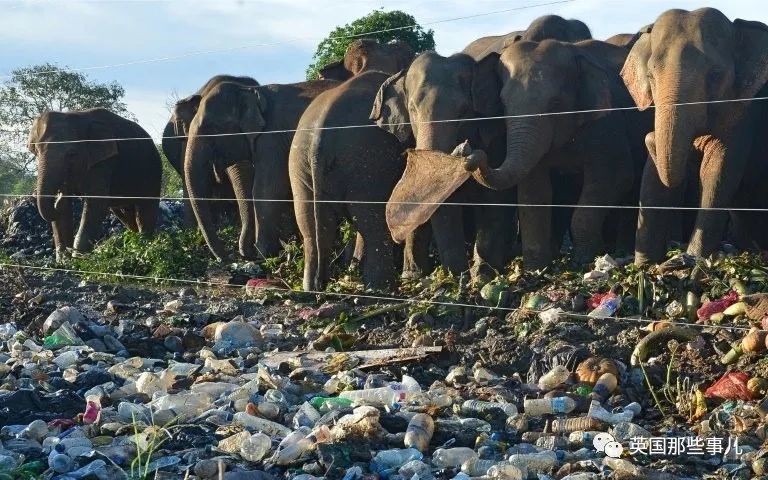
464, 39, 652, 268
371, 14, 593, 279
290, 40, 414, 291
162, 75, 260, 226
28, 108, 161, 259
620, 8, 768, 264
184, 79, 340, 261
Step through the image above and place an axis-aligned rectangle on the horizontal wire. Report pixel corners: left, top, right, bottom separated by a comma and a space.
26, 96, 768, 145
2, 0, 575, 79
2, 192, 768, 212
0, 261, 761, 334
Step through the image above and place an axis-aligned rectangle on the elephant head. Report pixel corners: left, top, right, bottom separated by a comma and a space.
318, 39, 415, 81
185, 81, 266, 260
29, 111, 118, 222
621, 8, 768, 188
466, 40, 617, 190
523, 15, 592, 43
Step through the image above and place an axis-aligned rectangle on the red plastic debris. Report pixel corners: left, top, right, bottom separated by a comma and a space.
48, 418, 76, 430
244, 278, 283, 294
83, 400, 101, 424
587, 292, 616, 310
704, 371, 752, 401
297, 303, 346, 321
696, 291, 739, 321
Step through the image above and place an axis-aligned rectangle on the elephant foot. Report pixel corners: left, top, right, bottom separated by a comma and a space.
401, 269, 423, 281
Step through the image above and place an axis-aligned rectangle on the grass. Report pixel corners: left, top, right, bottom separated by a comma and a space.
130, 412, 174, 480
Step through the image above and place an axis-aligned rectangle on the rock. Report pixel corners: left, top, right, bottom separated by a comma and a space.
214, 321, 263, 348
164, 336, 183, 352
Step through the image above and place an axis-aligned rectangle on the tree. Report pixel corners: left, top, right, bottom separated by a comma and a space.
306, 10, 435, 80
0, 63, 132, 193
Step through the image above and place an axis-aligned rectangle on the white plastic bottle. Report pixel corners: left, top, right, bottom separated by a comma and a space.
488, 463, 528, 480
340, 375, 421, 406
507, 450, 558, 474
403, 414, 434, 452
240, 432, 272, 462
462, 458, 501, 476
431, 447, 478, 468
461, 400, 518, 417
524, 397, 576, 415
588, 400, 641, 424
538, 365, 570, 391
271, 425, 330, 465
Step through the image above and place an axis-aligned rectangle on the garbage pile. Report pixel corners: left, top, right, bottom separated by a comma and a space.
0, 198, 187, 260
0, 250, 767, 479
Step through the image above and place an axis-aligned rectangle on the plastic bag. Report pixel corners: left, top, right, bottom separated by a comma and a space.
696, 291, 739, 321
704, 372, 752, 401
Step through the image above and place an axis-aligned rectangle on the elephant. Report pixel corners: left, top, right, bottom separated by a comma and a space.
620, 8, 768, 264
185, 39, 412, 262
184, 79, 340, 261
604, 33, 635, 48
162, 75, 260, 227
28, 108, 161, 260
371, 14, 593, 279
289, 40, 414, 291
463, 39, 652, 268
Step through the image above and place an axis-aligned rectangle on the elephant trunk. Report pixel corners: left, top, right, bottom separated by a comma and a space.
471, 117, 550, 190
36, 161, 60, 222
652, 78, 706, 188
185, 136, 227, 261
161, 121, 185, 176
225, 158, 256, 258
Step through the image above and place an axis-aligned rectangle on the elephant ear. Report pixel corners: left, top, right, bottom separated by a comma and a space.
733, 19, 768, 98
471, 52, 502, 116
370, 70, 412, 143
620, 28, 653, 110
85, 121, 118, 166
175, 94, 202, 134
240, 87, 267, 135
318, 60, 352, 81
27, 116, 43, 156
575, 52, 613, 124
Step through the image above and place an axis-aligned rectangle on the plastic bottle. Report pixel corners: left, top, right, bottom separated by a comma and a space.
271, 426, 330, 465
0, 323, 17, 341
462, 457, 501, 476
404, 413, 434, 452
590, 373, 618, 400
555, 448, 593, 463
567, 430, 603, 448
293, 401, 322, 429
588, 296, 621, 318
524, 397, 576, 416
538, 366, 571, 391
370, 448, 423, 473
551, 416, 604, 433
461, 400, 518, 417
48, 444, 72, 473
240, 432, 271, 462
310, 396, 353, 412
488, 463, 528, 480
432, 447, 478, 468
508, 451, 558, 473
232, 412, 293, 437
588, 401, 641, 424
340, 375, 421, 406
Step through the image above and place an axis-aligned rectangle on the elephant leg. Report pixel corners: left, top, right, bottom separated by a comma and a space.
518, 165, 553, 270
471, 188, 517, 282
135, 199, 159, 235
351, 203, 395, 290
688, 135, 750, 257
402, 224, 431, 279
430, 204, 467, 275
634, 153, 683, 265
74, 197, 109, 253
112, 206, 139, 231
570, 165, 623, 265
181, 184, 197, 228
51, 196, 74, 260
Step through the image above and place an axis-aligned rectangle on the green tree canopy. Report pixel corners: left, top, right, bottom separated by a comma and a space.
0, 63, 132, 193
306, 10, 435, 80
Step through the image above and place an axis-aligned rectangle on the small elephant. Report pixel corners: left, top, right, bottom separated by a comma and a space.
289, 40, 414, 291
621, 8, 768, 264
371, 14, 593, 280
162, 75, 260, 226
29, 108, 161, 259
465, 39, 652, 268
185, 79, 340, 261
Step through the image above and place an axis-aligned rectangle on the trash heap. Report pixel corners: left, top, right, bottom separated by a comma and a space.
0, 251, 767, 479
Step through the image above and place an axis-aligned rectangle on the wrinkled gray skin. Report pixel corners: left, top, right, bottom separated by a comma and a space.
185, 79, 339, 261
465, 40, 652, 268
621, 8, 768, 264
161, 75, 260, 226
290, 40, 414, 291
29, 108, 161, 259
372, 14, 592, 279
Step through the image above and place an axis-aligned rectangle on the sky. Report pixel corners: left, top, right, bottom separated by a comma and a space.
1, 0, 765, 140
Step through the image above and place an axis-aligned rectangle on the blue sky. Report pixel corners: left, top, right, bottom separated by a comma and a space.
1, 0, 764, 140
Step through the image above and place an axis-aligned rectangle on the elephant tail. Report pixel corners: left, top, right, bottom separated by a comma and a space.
308, 129, 328, 291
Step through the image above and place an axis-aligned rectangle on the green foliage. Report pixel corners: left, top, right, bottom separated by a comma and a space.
68, 229, 211, 283
263, 240, 305, 289
157, 145, 183, 198
306, 9, 435, 80
0, 63, 132, 177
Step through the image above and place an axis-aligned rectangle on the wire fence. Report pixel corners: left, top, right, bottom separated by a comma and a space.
0, 261, 762, 334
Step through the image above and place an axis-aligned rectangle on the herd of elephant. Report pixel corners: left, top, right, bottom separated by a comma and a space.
26, 8, 768, 292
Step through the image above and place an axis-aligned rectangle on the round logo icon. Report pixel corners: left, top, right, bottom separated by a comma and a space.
593, 432, 622, 458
